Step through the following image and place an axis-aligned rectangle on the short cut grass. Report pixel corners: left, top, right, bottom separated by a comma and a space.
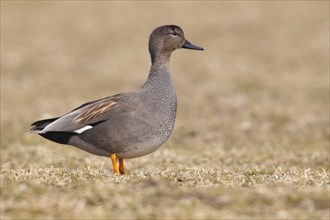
1, 1, 329, 219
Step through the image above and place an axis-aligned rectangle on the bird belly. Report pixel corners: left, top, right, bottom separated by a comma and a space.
116, 137, 165, 159
75, 111, 175, 159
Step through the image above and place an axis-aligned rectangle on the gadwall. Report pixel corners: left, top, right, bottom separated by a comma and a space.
29, 25, 203, 175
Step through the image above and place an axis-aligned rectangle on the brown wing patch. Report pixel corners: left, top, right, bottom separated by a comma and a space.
73, 99, 118, 124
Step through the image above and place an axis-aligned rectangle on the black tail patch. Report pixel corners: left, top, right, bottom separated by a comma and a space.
29, 117, 59, 133
39, 132, 76, 145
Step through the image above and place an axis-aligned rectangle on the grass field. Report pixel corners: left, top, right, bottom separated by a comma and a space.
1, 1, 329, 219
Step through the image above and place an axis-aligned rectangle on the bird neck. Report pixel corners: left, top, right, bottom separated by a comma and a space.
150, 50, 172, 70
140, 59, 175, 96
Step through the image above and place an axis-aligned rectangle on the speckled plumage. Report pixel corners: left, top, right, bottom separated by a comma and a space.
29, 25, 203, 171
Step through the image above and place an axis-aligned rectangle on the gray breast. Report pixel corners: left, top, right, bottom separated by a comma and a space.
76, 68, 177, 159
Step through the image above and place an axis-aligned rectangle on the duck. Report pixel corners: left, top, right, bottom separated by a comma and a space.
29, 25, 204, 175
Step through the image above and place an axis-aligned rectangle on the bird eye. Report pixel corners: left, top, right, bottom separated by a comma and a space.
171, 28, 178, 36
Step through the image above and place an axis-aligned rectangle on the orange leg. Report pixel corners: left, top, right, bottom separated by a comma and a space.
119, 159, 125, 175
110, 153, 120, 175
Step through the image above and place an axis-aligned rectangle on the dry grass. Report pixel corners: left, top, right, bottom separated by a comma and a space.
1, 1, 329, 219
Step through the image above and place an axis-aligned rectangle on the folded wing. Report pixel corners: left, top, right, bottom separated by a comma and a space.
29, 94, 124, 134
